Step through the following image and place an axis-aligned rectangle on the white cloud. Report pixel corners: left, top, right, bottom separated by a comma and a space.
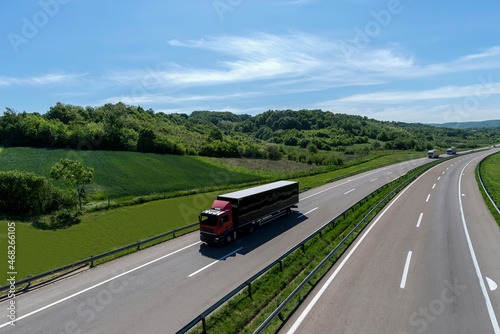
0, 73, 86, 86
317, 79, 500, 105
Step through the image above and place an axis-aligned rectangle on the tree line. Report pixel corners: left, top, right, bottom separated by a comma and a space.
1, 103, 498, 162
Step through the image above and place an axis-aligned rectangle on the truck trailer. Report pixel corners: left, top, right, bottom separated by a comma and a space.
428, 149, 440, 158
199, 181, 299, 245
447, 147, 457, 155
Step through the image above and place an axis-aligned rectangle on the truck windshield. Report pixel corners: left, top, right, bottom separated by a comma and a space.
200, 214, 218, 227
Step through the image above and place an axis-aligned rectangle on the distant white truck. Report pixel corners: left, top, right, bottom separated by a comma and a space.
446, 147, 457, 155
428, 149, 440, 158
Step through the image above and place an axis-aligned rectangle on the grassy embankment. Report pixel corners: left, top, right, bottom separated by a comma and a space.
0, 147, 425, 282
477, 151, 500, 226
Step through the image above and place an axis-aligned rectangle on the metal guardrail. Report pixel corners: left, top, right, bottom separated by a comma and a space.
253, 163, 436, 333
0, 221, 200, 293
299, 187, 311, 193
177, 159, 442, 334
477, 152, 500, 216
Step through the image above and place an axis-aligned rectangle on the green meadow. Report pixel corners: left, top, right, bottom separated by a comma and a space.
481, 152, 500, 210
0, 147, 262, 197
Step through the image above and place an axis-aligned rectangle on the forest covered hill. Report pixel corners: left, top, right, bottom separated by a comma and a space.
1, 103, 498, 166
429, 120, 500, 129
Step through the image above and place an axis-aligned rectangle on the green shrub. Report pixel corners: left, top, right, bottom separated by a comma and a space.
0, 170, 75, 215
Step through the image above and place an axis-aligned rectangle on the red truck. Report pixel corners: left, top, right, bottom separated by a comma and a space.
199, 181, 299, 245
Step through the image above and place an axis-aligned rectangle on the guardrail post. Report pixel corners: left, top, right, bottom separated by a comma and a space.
202, 316, 207, 334
90, 256, 94, 268
279, 260, 283, 272
301, 243, 305, 253
247, 282, 252, 298
23, 275, 32, 291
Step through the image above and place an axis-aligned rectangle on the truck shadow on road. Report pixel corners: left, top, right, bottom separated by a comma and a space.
197, 211, 309, 260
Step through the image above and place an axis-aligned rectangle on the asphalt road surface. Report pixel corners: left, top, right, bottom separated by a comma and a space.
0, 151, 494, 333
280, 149, 500, 334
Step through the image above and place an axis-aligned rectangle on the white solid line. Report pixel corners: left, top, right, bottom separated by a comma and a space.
432, 184, 436, 189
426, 194, 431, 202
301, 171, 378, 200
370, 178, 378, 182
400, 251, 413, 289
0, 241, 202, 328
286, 163, 440, 334
344, 189, 355, 195
458, 158, 500, 333
416, 213, 423, 228
298, 207, 318, 218
188, 247, 243, 278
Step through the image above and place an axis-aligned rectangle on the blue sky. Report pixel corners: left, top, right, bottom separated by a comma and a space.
1, 0, 500, 123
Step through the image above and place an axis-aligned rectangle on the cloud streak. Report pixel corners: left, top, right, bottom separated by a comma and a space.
0, 73, 86, 87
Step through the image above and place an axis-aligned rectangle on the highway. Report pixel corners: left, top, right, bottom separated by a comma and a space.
280, 149, 500, 334
0, 151, 494, 333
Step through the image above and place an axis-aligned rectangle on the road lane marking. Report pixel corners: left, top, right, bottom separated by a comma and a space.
344, 189, 355, 195
416, 213, 423, 228
387, 172, 393, 175
286, 164, 440, 334
432, 184, 436, 189
188, 247, 243, 277
298, 207, 318, 218
0, 241, 202, 329
370, 178, 378, 182
301, 170, 378, 200
438, 176, 441, 181
458, 158, 500, 333
486, 277, 498, 291
400, 251, 413, 289
426, 194, 431, 202
442, 171, 446, 174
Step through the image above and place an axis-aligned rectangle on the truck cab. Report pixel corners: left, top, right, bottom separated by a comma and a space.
199, 200, 235, 245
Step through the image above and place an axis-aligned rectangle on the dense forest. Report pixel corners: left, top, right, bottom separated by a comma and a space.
1, 102, 498, 165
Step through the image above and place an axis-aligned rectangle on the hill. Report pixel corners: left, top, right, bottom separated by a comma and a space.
0, 147, 262, 197
2, 104, 498, 161
429, 120, 500, 129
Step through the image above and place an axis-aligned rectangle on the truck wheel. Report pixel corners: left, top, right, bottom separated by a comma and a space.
225, 233, 232, 244
248, 224, 255, 233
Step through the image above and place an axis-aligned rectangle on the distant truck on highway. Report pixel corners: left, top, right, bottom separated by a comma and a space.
199, 181, 299, 245
446, 147, 457, 155
428, 149, 440, 158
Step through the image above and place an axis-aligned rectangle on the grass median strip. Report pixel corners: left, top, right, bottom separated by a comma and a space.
186, 163, 435, 334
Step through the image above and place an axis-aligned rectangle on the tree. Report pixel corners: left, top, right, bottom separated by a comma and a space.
208, 127, 223, 141
137, 128, 156, 152
50, 158, 94, 210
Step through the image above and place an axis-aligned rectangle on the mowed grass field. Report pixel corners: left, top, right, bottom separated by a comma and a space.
0, 147, 262, 197
481, 152, 500, 207
0, 190, 230, 281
